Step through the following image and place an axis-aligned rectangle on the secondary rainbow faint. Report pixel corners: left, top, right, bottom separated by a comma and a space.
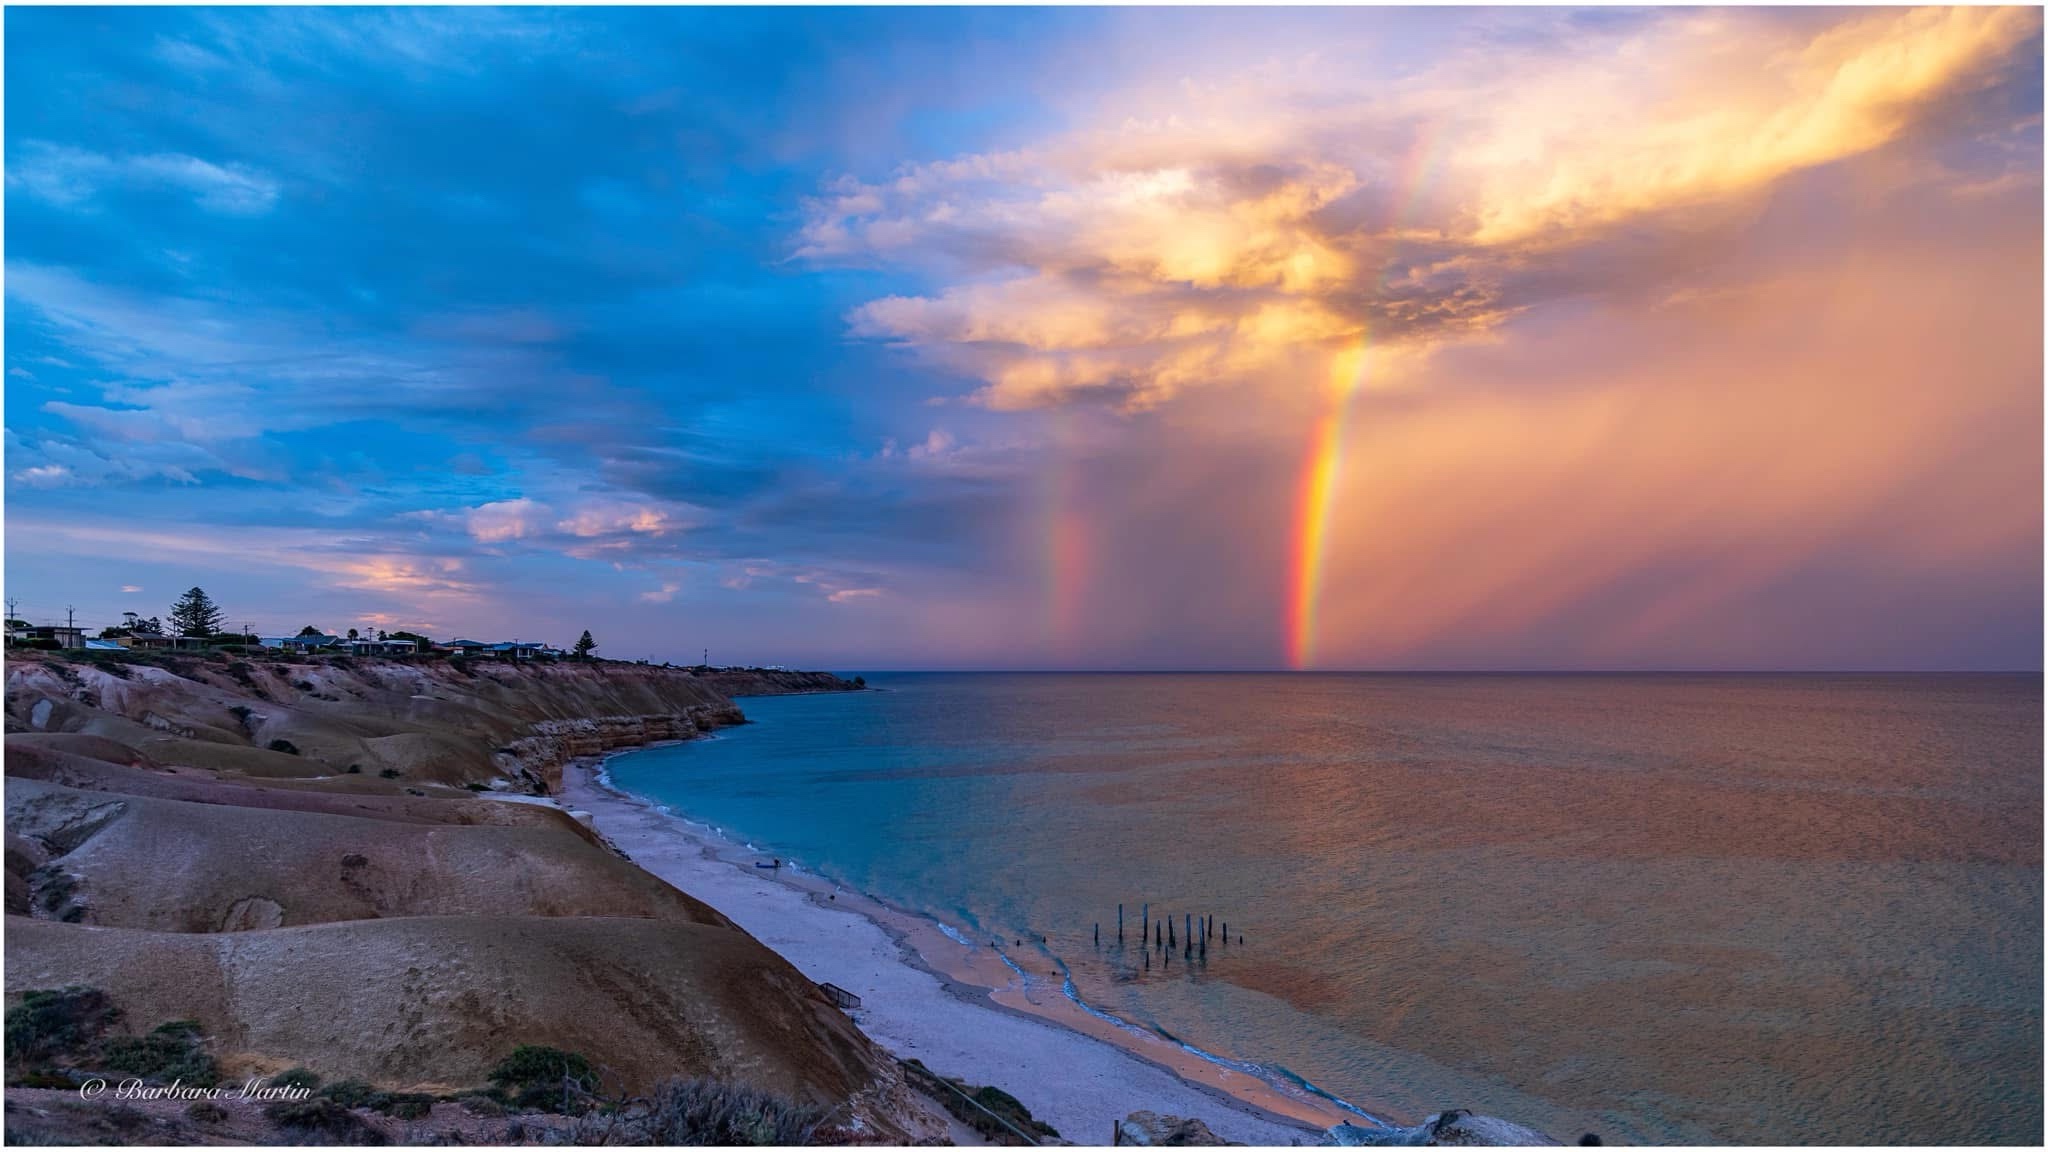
1287, 337, 1371, 670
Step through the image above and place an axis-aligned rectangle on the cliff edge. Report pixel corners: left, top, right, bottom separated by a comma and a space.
2, 649, 935, 1139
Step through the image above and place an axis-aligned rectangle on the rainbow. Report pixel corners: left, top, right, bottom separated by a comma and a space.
1284, 127, 1445, 669
1286, 340, 1371, 670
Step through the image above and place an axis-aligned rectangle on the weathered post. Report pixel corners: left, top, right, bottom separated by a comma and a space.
1118, 904, 1124, 942
1142, 904, 1149, 943
1168, 918, 1175, 948
1095, 923, 1100, 946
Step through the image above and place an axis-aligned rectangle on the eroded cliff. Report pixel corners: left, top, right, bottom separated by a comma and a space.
2, 651, 933, 1138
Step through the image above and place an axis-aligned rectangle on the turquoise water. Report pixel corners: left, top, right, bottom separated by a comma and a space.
605, 673, 2043, 1144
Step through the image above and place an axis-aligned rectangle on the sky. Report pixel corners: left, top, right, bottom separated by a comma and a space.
4, 5, 2042, 670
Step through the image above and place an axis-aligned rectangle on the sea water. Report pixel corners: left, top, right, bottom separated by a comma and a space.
605, 673, 2042, 1144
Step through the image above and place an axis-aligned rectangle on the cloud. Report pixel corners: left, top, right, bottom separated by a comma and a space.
9, 142, 281, 215
120, 585, 143, 593
466, 498, 550, 543
638, 581, 683, 604
803, 6, 2041, 411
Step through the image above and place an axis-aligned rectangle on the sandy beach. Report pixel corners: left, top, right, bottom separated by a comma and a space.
557, 749, 1354, 1146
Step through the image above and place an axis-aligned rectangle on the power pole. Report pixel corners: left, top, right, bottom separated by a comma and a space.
6, 597, 18, 621
66, 605, 75, 633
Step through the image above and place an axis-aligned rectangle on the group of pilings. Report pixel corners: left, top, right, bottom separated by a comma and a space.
1094, 903, 1242, 972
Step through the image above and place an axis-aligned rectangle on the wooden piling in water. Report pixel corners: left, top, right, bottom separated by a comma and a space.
1117, 904, 1123, 942
1095, 923, 1100, 946
1142, 904, 1149, 943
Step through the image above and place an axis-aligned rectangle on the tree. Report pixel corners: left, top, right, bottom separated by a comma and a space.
574, 630, 597, 661
169, 587, 225, 638
347, 628, 360, 640
297, 625, 324, 637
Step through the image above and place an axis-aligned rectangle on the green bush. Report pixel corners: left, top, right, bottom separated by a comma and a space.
314, 1079, 433, 1119
379, 768, 401, 779
274, 1066, 322, 1091
267, 739, 300, 755
556, 1078, 824, 1145
5, 987, 120, 1067
346, 764, 363, 774
100, 1020, 218, 1087
488, 1045, 597, 1111
186, 1099, 227, 1124
266, 1097, 387, 1145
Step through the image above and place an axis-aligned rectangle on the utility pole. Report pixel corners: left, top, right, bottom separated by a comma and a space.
66, 605, 75, 633
6, 597, 19, 621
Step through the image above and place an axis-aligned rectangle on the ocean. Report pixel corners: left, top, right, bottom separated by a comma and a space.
604, 673, 2043, 1144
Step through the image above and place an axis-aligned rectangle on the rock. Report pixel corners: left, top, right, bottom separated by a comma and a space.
1322, 1111, 1557, 1147
1117, 1111, 1241, 1146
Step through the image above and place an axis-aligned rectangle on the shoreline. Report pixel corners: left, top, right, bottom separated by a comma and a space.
555, 743, 1361, 1145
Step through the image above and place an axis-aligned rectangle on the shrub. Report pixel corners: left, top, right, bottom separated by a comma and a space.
268, 739, 300, 755
5, 986, 120, 1067
294, 680, 316, 692
275, 1066, 322, 1091
100, 1019, 218, 1087
379, 768, 401, 779
319, 1079, 377, 1108
346, 764, 363, 774
314, 1080, 433, 1119
488, 1045, 597, 1111
464, 782, 490, 792
266, 1097, 387, 1145
187, 1099, 228, 1124
550, 1078, 823, 1146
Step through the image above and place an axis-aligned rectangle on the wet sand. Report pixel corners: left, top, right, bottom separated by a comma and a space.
554, 750, 1351, 1145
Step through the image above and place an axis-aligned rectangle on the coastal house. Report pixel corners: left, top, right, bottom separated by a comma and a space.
125, 634, 213, 651
13, 625, 87, 648
261, 634, 341, 653
445, 639, 560, 660
346, 637, 422, 655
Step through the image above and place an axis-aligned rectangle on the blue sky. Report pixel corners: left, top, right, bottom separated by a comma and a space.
6, 7, 2041, 669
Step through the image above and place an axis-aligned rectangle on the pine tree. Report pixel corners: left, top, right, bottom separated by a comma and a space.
169, 587, 225, 637
574, 630, 597, 661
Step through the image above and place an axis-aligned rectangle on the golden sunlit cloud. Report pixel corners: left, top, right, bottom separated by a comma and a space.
799, 5, 2041, 667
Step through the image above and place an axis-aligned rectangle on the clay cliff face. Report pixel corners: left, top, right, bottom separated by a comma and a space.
2, 651, 932, 1137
